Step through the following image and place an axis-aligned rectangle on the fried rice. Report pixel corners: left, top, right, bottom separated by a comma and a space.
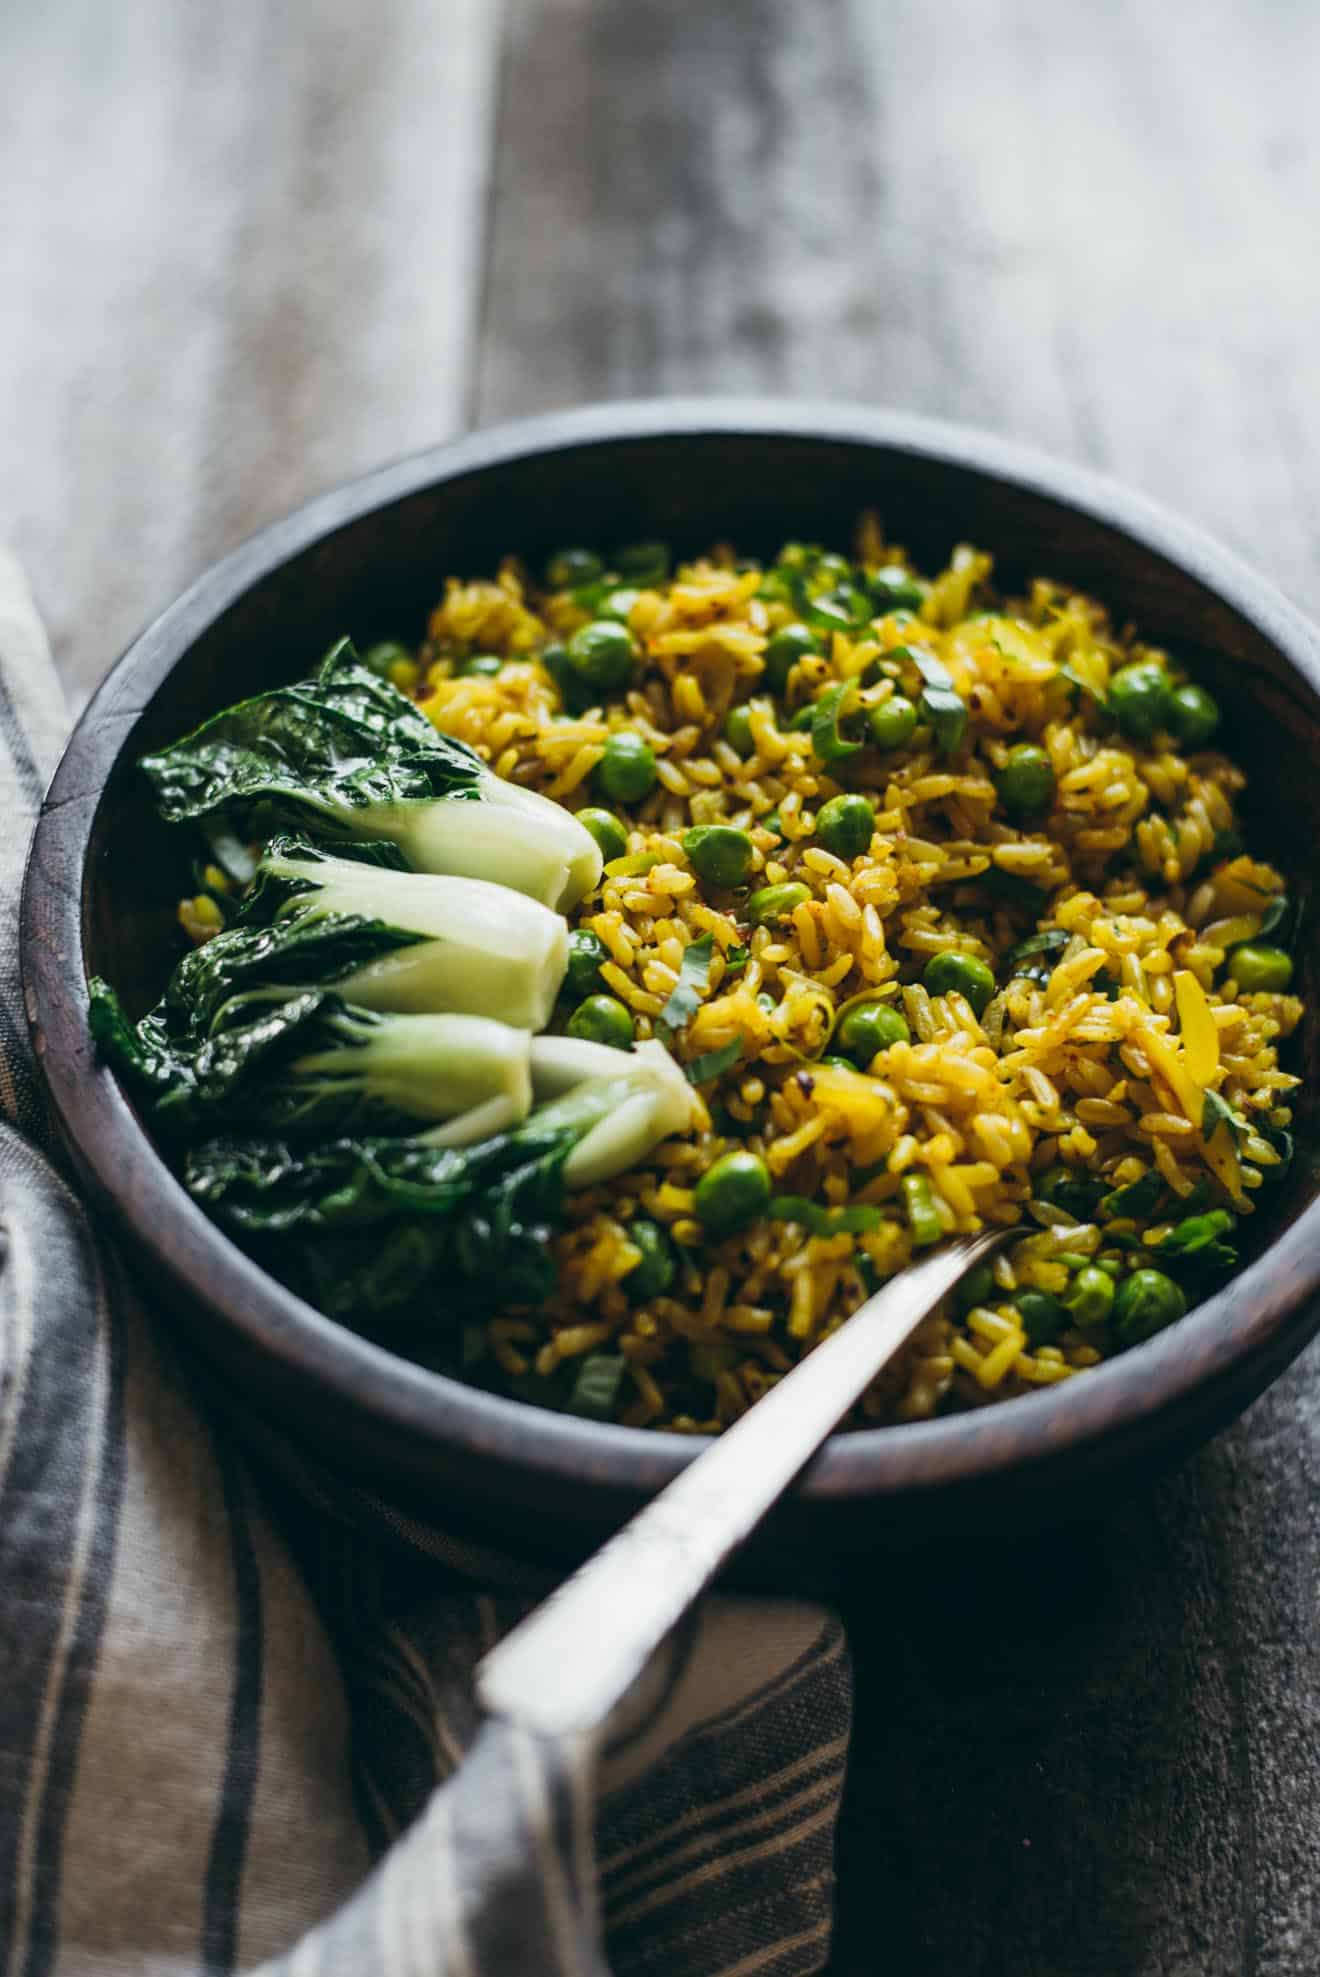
309, 524, 1306, 1430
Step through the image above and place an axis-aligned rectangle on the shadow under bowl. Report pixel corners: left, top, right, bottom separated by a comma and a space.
21, 400, 1320, 1564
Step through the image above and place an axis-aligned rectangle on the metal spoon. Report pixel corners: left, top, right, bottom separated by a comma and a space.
476, 1230, 1006, 1739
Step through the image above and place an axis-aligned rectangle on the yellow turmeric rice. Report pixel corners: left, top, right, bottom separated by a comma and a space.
384, 522, 1301, 1431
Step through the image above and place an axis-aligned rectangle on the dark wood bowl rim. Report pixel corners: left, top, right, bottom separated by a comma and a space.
21, 398, 1320, 1505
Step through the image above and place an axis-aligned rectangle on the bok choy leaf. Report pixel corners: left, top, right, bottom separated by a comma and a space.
141, 638, 603, 910
88, 982, 538, 1145
183, 1039, 694, 1323
241, 837, 569, 1028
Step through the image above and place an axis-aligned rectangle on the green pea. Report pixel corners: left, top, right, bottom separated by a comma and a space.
818, 1055, 856, 1072
747, 881, 810, 925
1064, 1265, 1115, 1329
362, 640, 413, 679
870, 566, 926, 611
994, 742, 1056, 821
545, 547, 604, 590
624, 1219, 675, 1300
761, 806, 786, 841
811, 552, 854, 589
695, 1150, 772, 1236
1112, 1268, 1187, 1347
566, 994, 634, 1050
460, 653, 504, 678
816, 792, 876, 860
956, 1261, 997, 1313
615, 540, 670, 585
575, 807, 629, 862
1108, 660, 1172, 742
682, 826, 755, 889
1035, 1165, 1105, 1221
1014, 1289, 1068, 1346
541, 641, 573, 692
564, 928, 607, 998
599, 586, 643, 623
1229, 943, 1293, 993
868, 694, 919, 751
1167, 682, 1220, 747
763, 623, 820, 695
833, 998, 910, 1067
566, 620, 636, 693
723, 704, 756, 758
923, 951, 996, 1017
595, 732, 657, 804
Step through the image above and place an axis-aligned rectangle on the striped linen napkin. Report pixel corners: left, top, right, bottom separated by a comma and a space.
0, 546, 851, 1977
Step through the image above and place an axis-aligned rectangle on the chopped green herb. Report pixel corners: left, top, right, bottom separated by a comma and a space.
566, 1352, 627, 1420
686, 1037, 744, 1085
769, 1195, 884, 1238
1257, 894, 1294, 944
657, 933, 714, 1035
1202, 1087, 1247, 1147
810, 680, 864, 764
903, 647, 968, 756
1003, 929, 1070, 980
802, 585, 873, 635
624, 1220, 676, 1300
1057, 663, 1104, 705
1255, 1120, 1295, 1176
1099, 1169, 1166, 1221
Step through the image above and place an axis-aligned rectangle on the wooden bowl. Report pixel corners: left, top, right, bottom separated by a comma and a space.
21, 401, 1320, 1561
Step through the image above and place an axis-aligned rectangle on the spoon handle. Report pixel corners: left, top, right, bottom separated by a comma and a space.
476, 1231, 1005, 1739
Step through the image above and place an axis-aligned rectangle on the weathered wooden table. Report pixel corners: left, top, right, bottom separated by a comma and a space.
4, 2, 1318, 1969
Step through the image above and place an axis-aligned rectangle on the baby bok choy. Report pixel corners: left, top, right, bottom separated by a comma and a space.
141, 637, 603, 911
248, 836, 569, 1026
183, 1040, 694, 1322
88, 985, 540, 1147
156, 836, 569, 1033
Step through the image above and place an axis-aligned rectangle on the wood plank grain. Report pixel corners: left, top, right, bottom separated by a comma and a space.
0, 0, 503, 700
8, 0, 1320, 1969
480, 0, 1320, 617
478, 5, 1320, 1972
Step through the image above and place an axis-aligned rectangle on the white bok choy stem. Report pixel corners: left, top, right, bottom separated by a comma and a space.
264, 848, 569, 1031
354, 773, 602, 913
510, 1037, 697, 1188
292, 1010, 535, 1146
